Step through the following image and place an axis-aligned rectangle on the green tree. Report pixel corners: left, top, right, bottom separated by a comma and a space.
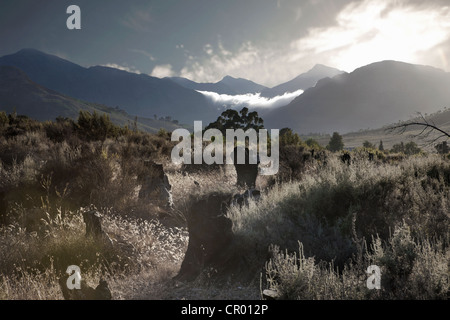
205, 107, 264, 135
157, 128, 169, 138
378, 140, 384, 151
363, 140, 376, 149
435, 141, 449, 154
305, 138, 321, 150
404, 141, 421, 155
391, 142, 405, 153
0, 111, 8, 128
327, 132, 344, 152
279, 127, 302, 146
76, 110, 121, 141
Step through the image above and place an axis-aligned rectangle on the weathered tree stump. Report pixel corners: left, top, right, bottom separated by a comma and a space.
174, 193, 236, 282
59, 275, 112, 300
82, 209, 104, 238
232, 146, 259, 189
137, 160, 173, 208
82, 207, 113, 247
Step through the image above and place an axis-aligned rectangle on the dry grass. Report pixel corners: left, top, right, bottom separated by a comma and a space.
0, 116, 448, 300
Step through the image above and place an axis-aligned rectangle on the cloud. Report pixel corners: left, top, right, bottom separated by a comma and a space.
150, 64, 175, 78
102, 63, 141, 74
289, 0, 450, 72
177, 1, 450, 87
180, 41, 283, 86
198, 89, 304, 110
129, 49, 155, 61
203, 44, 214, 55
121, 6, 153, 32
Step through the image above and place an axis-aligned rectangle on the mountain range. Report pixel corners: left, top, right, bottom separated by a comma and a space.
264, 60, 450, 134
0, 65, 96, 121
260, 64, 345, 98
0, 49, 217, 124
0, 65, 181, 133
169, 75, 268, 95
1, 48, 450, 136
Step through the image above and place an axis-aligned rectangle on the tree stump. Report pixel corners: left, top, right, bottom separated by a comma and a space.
232, 146, 259, 189
174, 193, 235, 282
59, 275, 112, 300
82, 207, 113, 247
138, 160, 173, 208
82, 209, 103, 238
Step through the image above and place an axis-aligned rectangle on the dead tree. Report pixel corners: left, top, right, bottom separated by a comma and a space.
387, 113, 450, 147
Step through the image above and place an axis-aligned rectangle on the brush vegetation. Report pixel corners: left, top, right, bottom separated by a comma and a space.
0, 112, 448, 299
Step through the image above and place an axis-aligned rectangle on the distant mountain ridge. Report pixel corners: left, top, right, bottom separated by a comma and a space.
2, 49, 450, 136
168, 75, 268, 95
0, 65, 181, 133
0, 49, 218, 124
265, 60, 450, 134
0, 65, 95, 120
261, 64, 346, 98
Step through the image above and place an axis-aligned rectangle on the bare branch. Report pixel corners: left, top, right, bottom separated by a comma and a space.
385, 112, 450, 151
389, 121, 450, 138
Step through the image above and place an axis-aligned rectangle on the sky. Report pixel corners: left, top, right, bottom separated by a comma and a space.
0, 0, 449, 87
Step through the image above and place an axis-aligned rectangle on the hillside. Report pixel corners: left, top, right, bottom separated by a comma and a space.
265, 61, 450, 135
341, 108, 450, 151
0, 65, 181, 133
0, 65, 97, 120
0, 49, 218, 124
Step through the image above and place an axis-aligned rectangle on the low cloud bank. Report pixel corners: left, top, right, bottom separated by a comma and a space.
198, 89, 303, 110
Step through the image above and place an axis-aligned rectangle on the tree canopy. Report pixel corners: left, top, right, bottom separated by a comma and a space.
205, 107, 264, 135
327, 132, 344, 152
279, 127, 302, 146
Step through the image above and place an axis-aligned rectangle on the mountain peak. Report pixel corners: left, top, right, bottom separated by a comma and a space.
221, 75, 235, 81
307, 64, 343, 75
2, 48, 78, 68
265, 59, 450, 135
14, 48, 61, 60
260, 64, 345, 98
17, 48, 44, 54
217, 75, 267, 94
311, 63, 330, 70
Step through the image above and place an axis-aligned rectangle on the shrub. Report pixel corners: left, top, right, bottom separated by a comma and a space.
230, 154, 449, 286
44, 118, 76, 143
305, 138, 322, 150
0, 111, 8, 129
265, 242, 366, 300
264, 223, 449, 300
76, 110, 125, 141
279, 128, 303, 147
367, 222, 449, 299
